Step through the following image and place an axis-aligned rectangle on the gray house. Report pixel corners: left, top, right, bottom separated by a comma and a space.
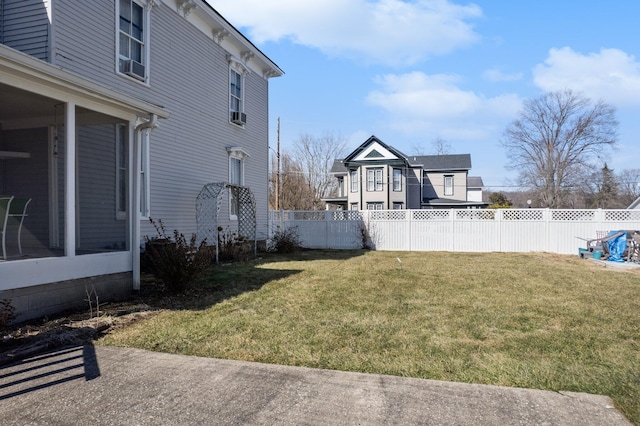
0, 0, 282, 321
324, 136, 486, 210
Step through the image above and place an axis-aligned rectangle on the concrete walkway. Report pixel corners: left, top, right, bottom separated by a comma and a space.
0, 344, 632, 425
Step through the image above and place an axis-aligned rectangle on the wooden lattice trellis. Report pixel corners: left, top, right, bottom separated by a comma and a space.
196, 182, 256, 262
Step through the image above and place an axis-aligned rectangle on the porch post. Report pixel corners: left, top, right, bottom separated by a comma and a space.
64, 102, 76, 257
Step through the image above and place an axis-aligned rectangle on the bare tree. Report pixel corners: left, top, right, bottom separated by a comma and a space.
501, 89, 618, 208
431, 137, 452, 155
292, 132, 347, 209
269, 152, 316, 210
617, 168, 640, 207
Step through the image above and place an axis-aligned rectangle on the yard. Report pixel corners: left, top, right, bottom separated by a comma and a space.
99, 250, 640, 424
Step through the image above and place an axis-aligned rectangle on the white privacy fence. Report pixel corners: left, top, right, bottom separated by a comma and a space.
268, 209, 640, 255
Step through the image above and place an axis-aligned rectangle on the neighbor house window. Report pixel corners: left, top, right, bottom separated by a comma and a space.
350, 170, 358, 192
367, 202, 383, 210
444, 175, 454, 196
350, 203, 359, 210
393, 168, 402, 191
227, 147, 249, 219
367, 168, 383, 192
117, 0, 148, 81
116, 124, 127, 220
393, 202, 403, 210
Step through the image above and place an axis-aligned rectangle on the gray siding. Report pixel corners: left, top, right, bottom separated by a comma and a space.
0, 0, 50, 61
53, 1, 272, 242
77, 124, 127, 251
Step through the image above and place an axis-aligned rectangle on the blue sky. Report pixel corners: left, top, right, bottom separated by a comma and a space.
210, 0, 640, 190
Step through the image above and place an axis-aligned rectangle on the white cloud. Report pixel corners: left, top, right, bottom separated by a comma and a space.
533, 47, 640, 106
483, 69, 523, 82
365, 71, 521, 138
208, 0, 482, 66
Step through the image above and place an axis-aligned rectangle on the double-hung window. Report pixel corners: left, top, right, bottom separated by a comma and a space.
227, 147, 249, 219
350, 170, 358, 192
118, 0, 148, 82
444, 175, 454, 196
392, 168, 402, 191
367, 168, 383, 192
228, 57, 248, 126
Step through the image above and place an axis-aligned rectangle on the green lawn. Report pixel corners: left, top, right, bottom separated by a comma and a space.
99, 250, 640, 424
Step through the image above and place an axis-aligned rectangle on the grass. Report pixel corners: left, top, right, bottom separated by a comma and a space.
99, 250, 640, 424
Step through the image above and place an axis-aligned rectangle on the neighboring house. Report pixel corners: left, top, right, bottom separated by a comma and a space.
324, 136, 486, 210
629, 197, 640, 209
0, 0, 282, 321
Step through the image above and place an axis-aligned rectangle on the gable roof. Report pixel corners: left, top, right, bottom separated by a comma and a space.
342, 135, 410, 165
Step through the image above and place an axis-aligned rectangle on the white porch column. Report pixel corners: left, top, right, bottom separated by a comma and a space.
65, 102, 76, 257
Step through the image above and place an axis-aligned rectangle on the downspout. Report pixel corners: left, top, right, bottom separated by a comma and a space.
132, 114, 158, 291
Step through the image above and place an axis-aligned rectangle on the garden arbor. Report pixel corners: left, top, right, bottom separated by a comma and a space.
196, 183, 256, 262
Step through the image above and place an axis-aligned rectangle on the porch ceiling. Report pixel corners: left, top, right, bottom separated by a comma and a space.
0, 82, 124, 129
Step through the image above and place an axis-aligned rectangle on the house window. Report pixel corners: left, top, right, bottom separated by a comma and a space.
367, 168, 383, 192
350, 170, 358, 192
367, 202, 383, 210
337, 177, 344, 197
444, 175, 454, 196
392, 202, 403, 210
228, 56, 249, 126
230, 69, 242, 113
393, 168, 402, 191
140, 129, 150, 218
117, 0, 148, 81
227, 147, 249, 219
350, 203, 359, 210
116, 124, 127, 220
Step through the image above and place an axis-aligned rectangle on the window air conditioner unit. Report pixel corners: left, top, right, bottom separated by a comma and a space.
231, 111, 247, 125
124, 59, 145, 81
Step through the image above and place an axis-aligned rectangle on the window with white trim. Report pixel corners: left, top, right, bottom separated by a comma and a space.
367, 202, 383, 210
350, 170, 358, 192
367, 168, 383, 192
392, 202, 403, 210
117, 0, 149, 82
444, 175, 454, 196
227, 147, 249, 219
228, 57, 248, 126
393, 168, 402, 191
139, 129, 150, 218
350, 203, 359, 210
116, 124, 127, 220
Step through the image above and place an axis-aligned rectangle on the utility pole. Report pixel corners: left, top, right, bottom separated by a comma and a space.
276, 117, 280, 211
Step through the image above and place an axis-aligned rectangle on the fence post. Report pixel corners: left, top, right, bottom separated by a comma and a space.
450, 209, 456, 252
495, 209, 503, 252
544, 209, 551, 252
407, 209, 412, 251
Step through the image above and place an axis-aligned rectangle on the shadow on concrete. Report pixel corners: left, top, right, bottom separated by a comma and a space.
0, 344, 100, 401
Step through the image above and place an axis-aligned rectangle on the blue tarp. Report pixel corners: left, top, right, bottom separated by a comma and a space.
606, 231, 627, 262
